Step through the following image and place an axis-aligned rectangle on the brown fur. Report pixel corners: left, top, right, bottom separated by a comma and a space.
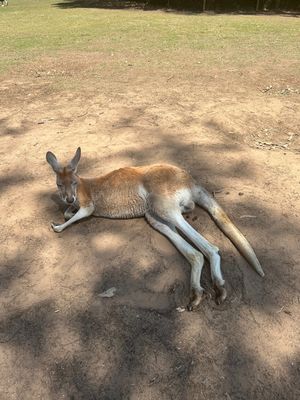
46, 148, 264, 310
74, 165, 193, 218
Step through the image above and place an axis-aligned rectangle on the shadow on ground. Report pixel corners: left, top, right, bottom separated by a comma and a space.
0, 118, 32, 137
1, 113, 299, 399
53, 0, 300, 15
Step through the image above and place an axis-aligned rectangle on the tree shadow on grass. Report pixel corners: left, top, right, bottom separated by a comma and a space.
55, 0, 148, 9
53, 0, 300, 15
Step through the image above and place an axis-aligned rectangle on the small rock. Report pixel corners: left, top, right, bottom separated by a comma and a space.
99, 287, 117, 298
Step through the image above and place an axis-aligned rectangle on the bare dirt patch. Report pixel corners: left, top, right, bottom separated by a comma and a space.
1, 46, 299, 400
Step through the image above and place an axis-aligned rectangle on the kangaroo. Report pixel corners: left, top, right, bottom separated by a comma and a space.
46, 147, 264, 310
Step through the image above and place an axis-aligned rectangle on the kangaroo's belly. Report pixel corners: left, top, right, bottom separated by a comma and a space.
93, 201, 147, 219
92, 184, 148, 219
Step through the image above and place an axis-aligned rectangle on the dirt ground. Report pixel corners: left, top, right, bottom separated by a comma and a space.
0, 48, 300, 400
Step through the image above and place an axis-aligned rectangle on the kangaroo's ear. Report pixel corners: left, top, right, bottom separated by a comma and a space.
69, 147, 81, 172
46, 151, 61, 173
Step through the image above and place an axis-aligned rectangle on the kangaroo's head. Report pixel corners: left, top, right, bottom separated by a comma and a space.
46, 147, 81, 205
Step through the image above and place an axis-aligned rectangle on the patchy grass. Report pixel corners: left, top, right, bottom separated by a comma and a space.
1, 0, 299, 72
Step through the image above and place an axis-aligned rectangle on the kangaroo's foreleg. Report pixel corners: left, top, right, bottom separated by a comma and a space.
51, 204, 94, 233
145, 212, 205, 310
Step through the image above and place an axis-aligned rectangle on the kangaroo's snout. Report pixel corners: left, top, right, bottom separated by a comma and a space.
65, 193, 76, 204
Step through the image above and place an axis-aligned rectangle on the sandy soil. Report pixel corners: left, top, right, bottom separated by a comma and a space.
0, 51, 299, 400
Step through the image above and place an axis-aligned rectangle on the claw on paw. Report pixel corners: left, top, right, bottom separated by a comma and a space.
187, 288, 205, 311
215, 286, 227, 305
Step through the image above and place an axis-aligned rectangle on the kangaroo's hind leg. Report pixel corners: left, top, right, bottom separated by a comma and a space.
171, 213, 227, 304
149, 192, 226, 304
145, 212, 205, 310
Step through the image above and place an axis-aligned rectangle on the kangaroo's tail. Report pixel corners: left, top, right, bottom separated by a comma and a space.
193, 186, 264, 277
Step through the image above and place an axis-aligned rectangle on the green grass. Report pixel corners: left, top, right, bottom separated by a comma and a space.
1, 0, 299, 72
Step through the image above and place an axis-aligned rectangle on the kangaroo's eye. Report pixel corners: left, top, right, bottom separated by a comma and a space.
57, 184, 63, 188
71, 181, 77, 186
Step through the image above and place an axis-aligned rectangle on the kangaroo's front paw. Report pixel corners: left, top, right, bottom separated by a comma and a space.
64, 212, 74, 221
51, 222, 64, 233
64, 207, 76, 221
